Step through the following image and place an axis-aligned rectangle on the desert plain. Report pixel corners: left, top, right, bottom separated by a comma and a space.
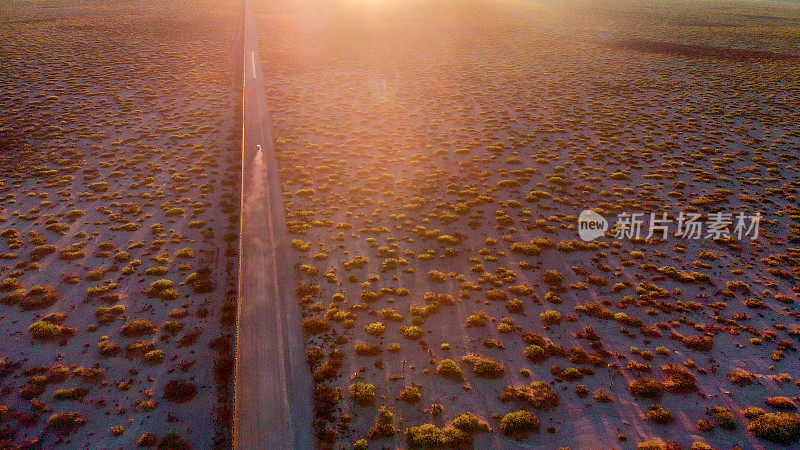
2, 0, 800, 449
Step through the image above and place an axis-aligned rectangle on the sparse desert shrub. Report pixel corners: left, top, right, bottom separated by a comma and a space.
506, 299, 524, 313
542, 270, 563, 285
145, 266, 169, 276
369, 406, 399, 439
501, 381, 559, 409
144, 350, 166, 364
662, 364, 696, 393
162, 321, 184, 334
405, 424, 470, 447
136, 433, 158, 447
291, 239, 311, 251
349, 382, 376, 406
524, 345, 547, 363
428, 270, 447, 282
175, 247, 194, 258
712, 406, 737, 429
510, 242, 541, 256
697, 418, 715, 432
486, 289, 508, 301
48, 412, 87, 432
185, 271, 214, 293
29, 321, 75, 341
646, 404, 674, 424
95, 305, 125, 325
30, 244, 57, 260
558, 367, 583, 381
629, 378, 664, 399
365, 322, 386, 336
742, 407, 767, 419
540, 310, 561, 325
500, 410, 539, 438
354, 342, 381, 356
398, 385, 422, 404
146, 279, 178, 300
302, 317, 330, 335
766, 397, 797, 411
21, 285, 61, 310
462, 353, 504, 379
747, 413, 800, 444
65, 209, 85, 220
163, 380, 197, 403
98, 340, 120, 357
451, 412, 491, 432
466, 311, 489, 327
436, 359, 465, 381
636, 440, 681, 450
113, 251, 130, 262
0, 277, 21, 291
682, 335, 713, 351
614, 312, 643, 327
164, 208, 184, 217
401, 326, 423, 340
729, 368, 755, 386
157, 433, 191, 449
121, 319, 158, 338
54, 387, 88, 400
594, 390, 614, 403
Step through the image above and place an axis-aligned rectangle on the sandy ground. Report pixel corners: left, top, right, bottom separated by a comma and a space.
253, 0, 800, 448
0, 0, 241, 447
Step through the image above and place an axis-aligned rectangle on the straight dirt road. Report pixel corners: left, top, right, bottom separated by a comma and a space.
234, 0, 313, 447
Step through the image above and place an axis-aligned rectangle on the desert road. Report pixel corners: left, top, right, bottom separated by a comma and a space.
233, 0, 314, 447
